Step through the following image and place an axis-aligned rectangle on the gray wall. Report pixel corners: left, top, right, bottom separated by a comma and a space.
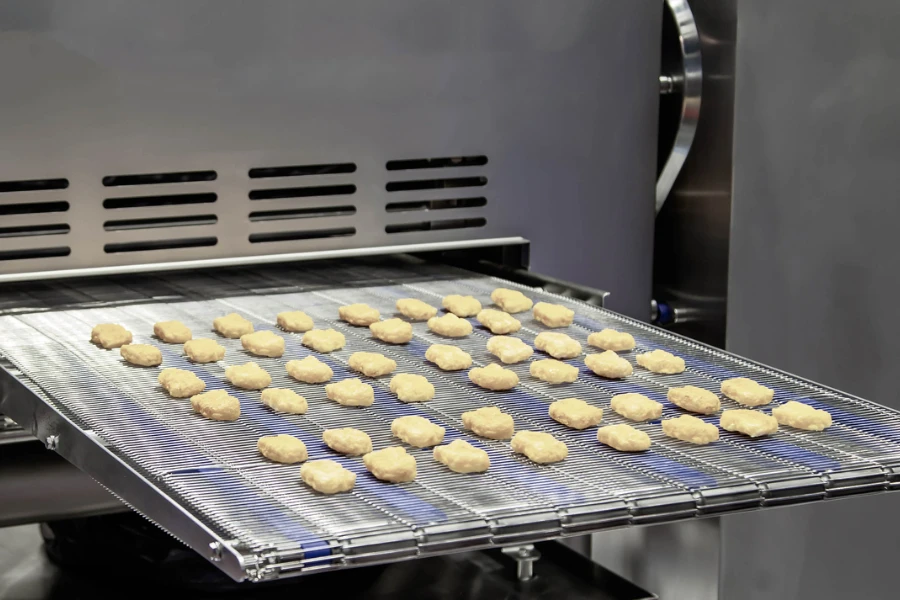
725, 1, 900, 598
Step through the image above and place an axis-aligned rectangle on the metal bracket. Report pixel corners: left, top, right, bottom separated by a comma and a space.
502, 544, 541, 581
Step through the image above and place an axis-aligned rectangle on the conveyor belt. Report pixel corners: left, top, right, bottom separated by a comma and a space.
1, 258, 899, 581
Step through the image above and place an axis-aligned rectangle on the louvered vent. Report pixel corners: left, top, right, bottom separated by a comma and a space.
0, 178, 71, 261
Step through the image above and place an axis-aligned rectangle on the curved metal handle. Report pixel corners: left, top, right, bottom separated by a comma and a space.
656, 0, 702, 213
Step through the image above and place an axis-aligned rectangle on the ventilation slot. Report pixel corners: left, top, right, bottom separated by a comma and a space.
385, 218, 486, 234
104, 237, 217, 254
249, 228, 356, 244
102, 170, 216, 187
249, 185, 356, 201
386, 197, 486, 213
249, 206, 356, 222
0, 224, 70, 238
0, 178, 69, 193
0, 247, 71, 261
0, 201, 69, 215
103, 193, 217, 210
104, 215, 217, 231
386, 155, 487, 171
249, 163, 357, 178
385, 177, 486, 193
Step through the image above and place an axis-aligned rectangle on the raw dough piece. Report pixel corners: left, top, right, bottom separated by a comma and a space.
191, 390, 240, 421
396, 298, 438, 320
476, 309, 522, 335
442, 295, 482, 317
462, 406, 515, 440
721, 377, 775, 407
120, 344, 162, 367
213, 313, 253, 338
511, 431, 568, 464
610, 393, 663, 422
363, 447, 417, 483
549, 398, 603, 429
224, 362, 272, 390
158, 368, 205, 398
325, 378, 375, 407
257, 434, 308, 464
469, 363, 519, 391
91, 324, 132, 349
587, 329, 636, 352
348, 352, 397, 377
153, 320, 192, 344
285, 356, 333, 383
427, 313, 473, 337
302, 329, 346, 353
323, 428, 373, 456
277, 310, 314, 333
300, 460, 356, 494
531, 359, 579, 384
434, 440, 490, 473
584, 351, 632, 379
491, 288, 534, 313
425, 344, 473, 370
183, 338, 225, 363
662, 415, 719, 445
391, 415, 446, 448
486, 336, 533, 364
534, 332, 582, 360
533, 302, 574, 328
597, 424, 651, 452
667, 386, 720, 415
389, 373, 435, 402
720, 409, 778, 437
370, 318, 413, 344
260, 388, 308, 414
772, 401, 833, 431
240, 330, 285, 358
339, 303, 380, 326
636, 349, 685, 374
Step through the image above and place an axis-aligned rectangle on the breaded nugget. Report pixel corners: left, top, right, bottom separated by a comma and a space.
511, 431, 568, 463
427, 313, 473, 337
302, 329, 346, 353
721, 377, 775, 407
241, 330, 285, 358
277, 310, 314, 333
486, 336, 533, 364
257, 434, 308, 464
720, 409, 778, 437
636, 349, 685, 374
370, 318, 413, 344
158, 368, 205, 398
363, 447, 417, 483
610, 393, 663, 422
491, 288, 533, 313
153, 320, 192, 344
300, 460, 356, 494
597, 424, 651, 452
389, 373, 435, 402
469, 363, 519, 391
213, 313, 253, 338
191, 389, 240, 421
476, 309, 522, 335
120, 344, 162, 367
323, 428, 372, 455
772, 401, 832, 431
534, 332, 582, 359
91, 323, 132, 349
587, 329, 635, 352
533, 302, 574, 328
549, 398, 603, 429
433, 440, 490, 473
224, 362, 272, 390
462, 406, 515, 440
285, 356, 333, 383
662, 415, 719, 445
260, 388, 307, 414
325, 378, 374, 407
348, 352, 397, 377
339, 303, 380, 326
584, 351, 632, 379
425, 344, 472, 370
396, 298, 437, 320
667, 386, 720, 415
183, 338, 225, 363
530, 359, 579, 384
391, 415, 445, 448
442, 295, 482, 317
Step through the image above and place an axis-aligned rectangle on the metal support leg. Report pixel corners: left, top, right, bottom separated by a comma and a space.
502, 544, 541, 581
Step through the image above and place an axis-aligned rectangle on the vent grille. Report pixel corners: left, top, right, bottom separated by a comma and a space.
249, 228, 356, 244
104, 237, 218, 254
385, 218, 486, 234
0, 177, 71, 261
386, 155, 487, 171
249, 163, 357, 178
102, 170, 216, 187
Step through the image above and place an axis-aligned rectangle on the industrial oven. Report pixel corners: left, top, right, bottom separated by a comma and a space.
1, 2, 898, 598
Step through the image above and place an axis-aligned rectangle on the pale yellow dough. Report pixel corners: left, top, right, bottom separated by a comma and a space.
183, 338, 225, 363
325, 378, 374, 407
120, 344, 162, 367
260, 388, 307, 414
323, 428, 372, 455
667, 386, 720, 415
277, 311, 314, 333
721, 377, 775, 407
389, 373, 435, 402
534, 332, 582, 359
302, 329, 346, 353
597, 424, 651, 452
549, 398, 603, 429
486, 336, 533, 364
391, 415, 446, 448
469, 363, 519, 391
348, 352, 397, 377
396, 298, 438, 320
530, 359, 579, 384
491, 288, 533, 313
339, 303, 380, 326
425, 344, 473, 371
153, 320, 192, 343
191, 390, 240, 421
772, 401, 832, 431
476, 309, 522, 334
427, 313, 473, 337
610, 393, 663, 422
511, 431, 568, 463
442, 295, 482, 317
300, 460, 356, 494
433, 440, 490, 473
285, 356, 333, 383
587, 329, 635, 352
533, 302, 574, 328
91, 323, 133, 349
636, 349, 685, 374
240, 330, 285, 358
224, 362, 272, 390
370, 318, 413, 344
364, 447, 417, 482
213, 313, 253, 338
662, 415, 719, 444
462, 406, 515, 440
257, 434, 308, 464
584, 351, 632, 379
158, 368, 205, 398
720, 409, 778, 437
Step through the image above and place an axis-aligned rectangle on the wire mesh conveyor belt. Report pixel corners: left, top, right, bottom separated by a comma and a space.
2, 257, 900, 581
